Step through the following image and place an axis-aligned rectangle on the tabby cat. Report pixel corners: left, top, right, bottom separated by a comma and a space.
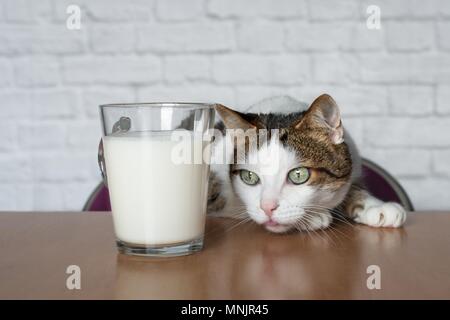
207, 94, 407, 233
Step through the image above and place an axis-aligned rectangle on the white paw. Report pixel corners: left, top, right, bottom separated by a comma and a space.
355, 202, 407, 228
302, 212, 332, 231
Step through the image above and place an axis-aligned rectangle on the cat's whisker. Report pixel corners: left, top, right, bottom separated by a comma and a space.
302, 209, 352, 241
302, 207, 351, 229
302, 204, 349, 218
302, 212, 345, 245
293, 216, 329, 244
204, 217, 253, 240
301, 206, 354, 228
221, 217, 253, 234
301, 214, 336, 245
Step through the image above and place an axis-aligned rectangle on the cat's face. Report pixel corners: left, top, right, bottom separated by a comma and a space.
217, 94, 353, 233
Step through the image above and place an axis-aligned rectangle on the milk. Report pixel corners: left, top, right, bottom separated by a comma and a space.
103, 132, 210, 246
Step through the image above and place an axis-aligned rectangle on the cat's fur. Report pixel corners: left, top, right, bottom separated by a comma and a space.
207, 94, 407, 233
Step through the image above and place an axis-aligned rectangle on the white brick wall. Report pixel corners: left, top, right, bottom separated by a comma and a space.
0, 0, 449, 211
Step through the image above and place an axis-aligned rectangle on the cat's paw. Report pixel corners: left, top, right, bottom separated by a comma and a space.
354, 202, 407, 228
301, 212, 332, 231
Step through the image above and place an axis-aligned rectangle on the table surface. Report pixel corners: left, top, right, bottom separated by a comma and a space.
0, 211, 449, 299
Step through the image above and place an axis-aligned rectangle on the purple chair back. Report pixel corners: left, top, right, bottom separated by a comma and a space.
83, 183, 111, 211
361, 159, 413, 210
83, 158, 414, 212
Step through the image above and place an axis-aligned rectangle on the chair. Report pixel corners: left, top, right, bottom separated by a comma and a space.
83, 158, 414, 211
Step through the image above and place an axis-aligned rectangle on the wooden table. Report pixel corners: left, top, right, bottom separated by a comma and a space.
0, 212, 449, 299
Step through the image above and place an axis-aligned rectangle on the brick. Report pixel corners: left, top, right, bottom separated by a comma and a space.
398, 178, 450, 210
4, 0, 52, 22
18, 123, 66, 149
365, 117, 450, 147
14, 57, 59, 87
0, 59, 13, 87
89, 25, 135, 53
286, 22, 351, 51
236, 21, 284, 53
14, 184, 34, 211
441, 0, 450, 17
62, 56, 161, 84
410, 0, 440, 18
288, 85, 388, 116
137, 22, 234, 53
137, 85, 236, 106
33, 153, 93, 182
0, 155, 32, 182
361, 0, 442, 19
361, 0, 440, 20
31, 89, 79, 119
239, 86, 386, 123
388, 86, 434, 115
208, 0, 307, 18
164, 55, 211, 84
308, 0, 360, 20
156, 0, 203, 21
360, 54, 450, 84
436, 85, 450, 115
0, 91, 32, 118
270, 55, 310, 85
235, 86, 292, 110
312, 54, 359, 84
385, 22, 434, 52
51, 0, 84, 22
0, 26, 85, 54
53, 0, 153, 22
89, 0, 153, 21
341, 24, 384, 52
321, 86, 388, 116
66, 121, 102, 150
360, 54, 423, 83
341, 118, 365, 147
433, 149, 450, 176
288, 85, 329, 105
0, 185, 16, 210
362, 148, 431, 177
0, 122, 17, 151
212, 54, 309, 85
63, 181, 100, 210
437, 22, 450, 51
83, 87, 136, 117
360, 0, 408, 19
33, 184, 65, 211
212, 55, 268, 84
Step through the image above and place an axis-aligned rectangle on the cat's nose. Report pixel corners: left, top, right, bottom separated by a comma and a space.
261, 200, 279, 217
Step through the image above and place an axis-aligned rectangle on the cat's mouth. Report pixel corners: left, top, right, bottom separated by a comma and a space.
264, 219, 280, 227
262, 219, 292, 233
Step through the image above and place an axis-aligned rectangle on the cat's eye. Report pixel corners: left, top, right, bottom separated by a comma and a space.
239, 170, 260, 186
287, 167, 310, 185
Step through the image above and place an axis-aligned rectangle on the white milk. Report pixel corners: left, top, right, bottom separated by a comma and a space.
103, 132, 210, 246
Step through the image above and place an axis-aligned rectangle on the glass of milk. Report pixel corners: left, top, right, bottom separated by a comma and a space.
99, 103, 215, 257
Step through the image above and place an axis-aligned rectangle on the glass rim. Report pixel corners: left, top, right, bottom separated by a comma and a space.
99, 102, 216, 110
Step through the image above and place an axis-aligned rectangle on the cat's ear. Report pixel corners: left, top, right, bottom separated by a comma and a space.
296, 94, 344, 144
215, 104, 256, 130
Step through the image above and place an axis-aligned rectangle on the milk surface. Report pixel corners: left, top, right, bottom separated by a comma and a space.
103, 132, 210, 245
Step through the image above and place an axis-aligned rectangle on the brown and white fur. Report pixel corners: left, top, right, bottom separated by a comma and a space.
207, 94, 407, 233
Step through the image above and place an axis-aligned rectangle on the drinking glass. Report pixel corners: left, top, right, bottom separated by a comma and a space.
98, 103, 215, 257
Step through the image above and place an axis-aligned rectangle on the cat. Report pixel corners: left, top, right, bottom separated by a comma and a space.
207, 94, 407, 233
